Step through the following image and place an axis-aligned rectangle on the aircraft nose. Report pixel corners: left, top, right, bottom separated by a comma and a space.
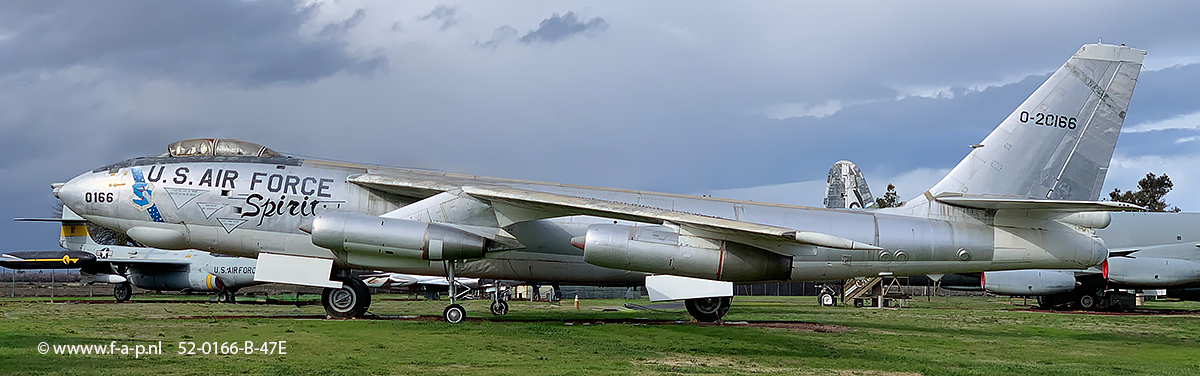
57, 171, 102, 215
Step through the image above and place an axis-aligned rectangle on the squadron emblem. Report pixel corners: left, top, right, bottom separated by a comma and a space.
130, 167, 165, 223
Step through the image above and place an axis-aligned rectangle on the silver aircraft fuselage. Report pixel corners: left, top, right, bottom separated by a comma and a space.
57, 156, 1107, 284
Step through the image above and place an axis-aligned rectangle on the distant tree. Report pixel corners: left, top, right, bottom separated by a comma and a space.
1108, 172, 1182, 212
875, 183, 905, 208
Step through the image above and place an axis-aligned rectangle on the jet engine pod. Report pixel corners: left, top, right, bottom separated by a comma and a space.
580, 224, 791, 282
982, 270, 1077, 296
1106, 257, 1200, 287
309, 212, 486, 261
129, 271, 224, 292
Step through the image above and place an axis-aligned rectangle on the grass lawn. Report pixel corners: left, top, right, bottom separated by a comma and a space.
2, 295, 1199, 375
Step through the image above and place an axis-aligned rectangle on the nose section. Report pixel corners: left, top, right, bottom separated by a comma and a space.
51, 182, 65, 199
57, 171, 101, 216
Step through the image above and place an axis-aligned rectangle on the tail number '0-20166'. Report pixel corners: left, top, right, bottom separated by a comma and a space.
85, 192, 114, 203
1020, 111, 1077, 129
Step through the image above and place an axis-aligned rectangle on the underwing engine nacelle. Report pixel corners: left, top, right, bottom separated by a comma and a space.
128, 271, 225, 292
309, 212, 487, 261
577, 224, 791, 282
1106, 257, 1200, 287
982, 270, 1078, 296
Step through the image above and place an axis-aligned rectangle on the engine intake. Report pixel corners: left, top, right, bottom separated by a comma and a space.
310, 212, 486, 261
579, 224, 791, 282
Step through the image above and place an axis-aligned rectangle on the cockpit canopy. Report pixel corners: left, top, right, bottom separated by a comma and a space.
159, 138, 282, 158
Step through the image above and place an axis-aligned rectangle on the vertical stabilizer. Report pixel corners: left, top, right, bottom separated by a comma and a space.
926, 43, 1144, 201
60, 206, 96, 251
825, 160, 874, 209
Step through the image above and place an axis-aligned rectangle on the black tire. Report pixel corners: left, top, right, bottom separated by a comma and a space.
819, 292, 837, 307
684, 297, 732, 322
322, 277, 370, 319
490, 300, 510, 316
113, 282, 132, 302
217, 289, 236, 304
1079, 294, 1096, 310
444, 304, 466, 323
853, 299, 864, 308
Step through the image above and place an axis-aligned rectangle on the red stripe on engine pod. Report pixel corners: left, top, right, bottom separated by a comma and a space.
1102, 259, 1109, 280
980, 273, 985, 290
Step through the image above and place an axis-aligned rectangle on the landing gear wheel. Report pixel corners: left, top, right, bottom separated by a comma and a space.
685, 297, 732, 322
853, 299, 864, 308
1036, 296, 1050, 309
113, 282, 132, 303
322, 277, 370, 319
1078, 294, 1096, 310
217, 289, 236, 304
444, 304, 466, 323
490, 300, 510, 316
819, 292, 837, 307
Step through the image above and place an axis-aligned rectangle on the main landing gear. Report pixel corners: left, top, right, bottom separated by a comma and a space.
217, 288, 238, 303
685, 296, 732, 322
322, 275, 371, 319
113, 281, 132, 303
442, 260, 470, 323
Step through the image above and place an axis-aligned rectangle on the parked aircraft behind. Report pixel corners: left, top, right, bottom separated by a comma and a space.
823, 161, 1200, 311
55, 43, 1144, 322
5, 208, 260, 302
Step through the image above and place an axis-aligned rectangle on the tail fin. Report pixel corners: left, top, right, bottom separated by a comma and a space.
926, 43, 1144, 201
59, 206, 97, 251
824, 160, 874, 209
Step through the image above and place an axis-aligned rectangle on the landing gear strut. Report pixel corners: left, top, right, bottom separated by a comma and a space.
322, 276, 370, 319
489, 281, 509, 316
685, 296, 732, 322
113, 282, 132, 303
217, 288, 238, 304
442, 260, 469, 323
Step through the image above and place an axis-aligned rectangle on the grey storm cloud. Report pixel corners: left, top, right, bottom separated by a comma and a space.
475, 26, 518, 49
419, 5, 459, 31
519, 12, 608, 44
476, 11, 607, 48
0, 1, 386, 86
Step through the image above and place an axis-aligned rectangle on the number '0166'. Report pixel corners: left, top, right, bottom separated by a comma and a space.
1020, 111, 1077, 129
84, 192, 115, 203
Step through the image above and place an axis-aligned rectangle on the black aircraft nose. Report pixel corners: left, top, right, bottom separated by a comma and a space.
0, 250, 97, 270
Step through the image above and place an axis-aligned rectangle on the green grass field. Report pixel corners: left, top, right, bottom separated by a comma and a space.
2, 295, 1199, 375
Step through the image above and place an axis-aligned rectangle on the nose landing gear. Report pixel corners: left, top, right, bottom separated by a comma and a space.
113, 281, 132, 303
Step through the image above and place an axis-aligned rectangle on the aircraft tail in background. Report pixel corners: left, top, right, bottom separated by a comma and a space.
824, 160, 874, 209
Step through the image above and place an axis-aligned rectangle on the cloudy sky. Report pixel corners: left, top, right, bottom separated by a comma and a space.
1, 1, 1198, 251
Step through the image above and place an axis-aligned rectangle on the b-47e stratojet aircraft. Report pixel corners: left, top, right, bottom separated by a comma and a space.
56, 43, 1144, 323
4, 208, 260, 302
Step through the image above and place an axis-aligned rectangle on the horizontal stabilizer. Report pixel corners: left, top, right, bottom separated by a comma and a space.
935, 196, 1142, 212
